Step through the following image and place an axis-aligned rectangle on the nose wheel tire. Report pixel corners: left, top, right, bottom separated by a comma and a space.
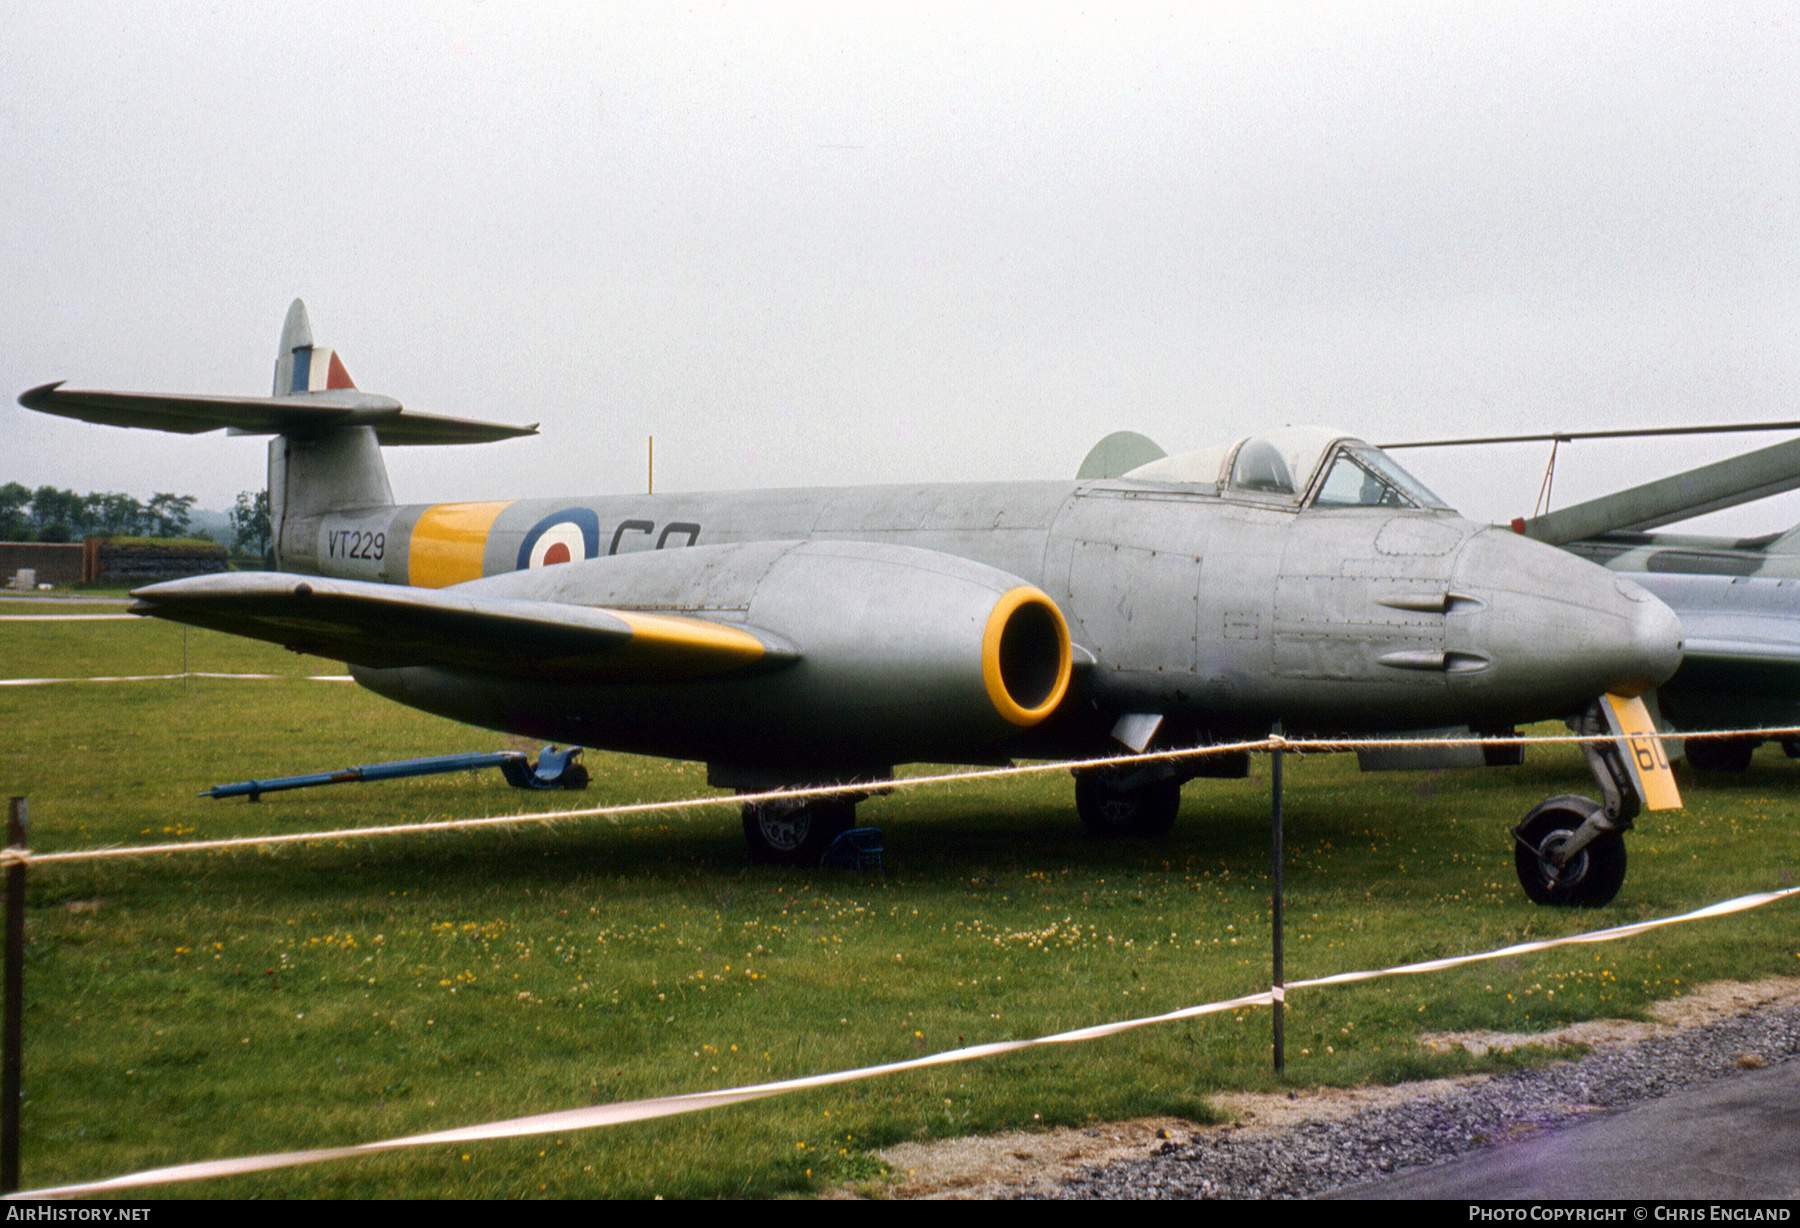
1074, 776, 1181, 838
742, 798, 856, 865
1513, 795, 1627, 907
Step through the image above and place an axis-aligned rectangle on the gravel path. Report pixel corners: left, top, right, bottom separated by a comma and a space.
1054, 985, 1800, 1199
870, 978, 1800, 1200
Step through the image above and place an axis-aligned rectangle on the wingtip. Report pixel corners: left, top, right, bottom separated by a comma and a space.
18, 381, 66, 410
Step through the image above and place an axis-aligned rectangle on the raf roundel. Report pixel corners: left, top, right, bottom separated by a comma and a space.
518, 508, 602, 570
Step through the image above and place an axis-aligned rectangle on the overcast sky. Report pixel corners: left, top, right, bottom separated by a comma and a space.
4, 2, 1797, 534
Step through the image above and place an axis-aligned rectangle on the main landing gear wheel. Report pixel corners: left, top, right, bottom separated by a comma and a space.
1074, 774, 1181, 838
1512, 795, 1627, 908
741, 797, 856, 865
1684, 736, 1758, 773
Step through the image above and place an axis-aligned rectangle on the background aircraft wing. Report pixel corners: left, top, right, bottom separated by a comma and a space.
1632, 573, 1800, 664
130, 573, 796, 683
1506, 436, 1800, 544
1631, 571, 1800, 725
1378, 421, 1800, 545
19, 383, 536, 445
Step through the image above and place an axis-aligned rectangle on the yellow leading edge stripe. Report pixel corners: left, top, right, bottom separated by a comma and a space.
409, 502, 514, 588
605, 611, 768, 681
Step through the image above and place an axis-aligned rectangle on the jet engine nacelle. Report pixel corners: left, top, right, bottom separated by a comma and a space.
435, 539, 1075, 766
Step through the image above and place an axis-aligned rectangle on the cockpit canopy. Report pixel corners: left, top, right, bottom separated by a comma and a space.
1120, 426, 1451, 512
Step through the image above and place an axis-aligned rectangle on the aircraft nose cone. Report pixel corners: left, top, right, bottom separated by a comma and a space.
1607, 577, 1684, 696
1450, 529, 1683, 712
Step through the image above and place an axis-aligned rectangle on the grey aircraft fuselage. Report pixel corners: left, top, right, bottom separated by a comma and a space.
284, 455, 1681, 779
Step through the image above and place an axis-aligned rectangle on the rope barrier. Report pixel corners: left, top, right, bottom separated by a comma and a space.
0, 614, 137, 622
6, 717, 1799, 1194
6, 725, 1797, 870
0, 673, 353, 687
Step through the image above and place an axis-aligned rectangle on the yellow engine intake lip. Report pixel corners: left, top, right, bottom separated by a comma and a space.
982, 586, 1072, 726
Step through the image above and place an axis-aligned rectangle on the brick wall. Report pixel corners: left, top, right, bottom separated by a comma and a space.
92, 541, 229, 585
1, 539, 230, 587
0, 543, 84, 586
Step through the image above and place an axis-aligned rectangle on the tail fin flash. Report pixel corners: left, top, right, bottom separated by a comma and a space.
274, 299, 358, 396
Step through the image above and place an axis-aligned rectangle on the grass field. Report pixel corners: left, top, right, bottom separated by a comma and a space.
2, 600, 1797, 1197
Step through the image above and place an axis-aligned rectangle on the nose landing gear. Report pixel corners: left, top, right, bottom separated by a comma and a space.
1511, 696, 1673, 907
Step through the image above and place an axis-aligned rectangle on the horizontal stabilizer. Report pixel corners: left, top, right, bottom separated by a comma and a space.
19, 383, 536, 446
130, 573, 797, 683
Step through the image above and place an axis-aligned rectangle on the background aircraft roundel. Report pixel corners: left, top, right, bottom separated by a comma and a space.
518, 508, 601, 569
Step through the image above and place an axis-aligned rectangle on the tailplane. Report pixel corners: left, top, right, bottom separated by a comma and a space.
20, 299, 536, 446
19, 299, 537, 571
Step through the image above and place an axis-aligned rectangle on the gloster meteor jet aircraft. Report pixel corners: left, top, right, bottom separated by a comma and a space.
20, 301, 1683, 904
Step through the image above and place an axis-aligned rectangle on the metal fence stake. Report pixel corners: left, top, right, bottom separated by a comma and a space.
4, 797, 27, 1193
1270, 726, 1285, 1075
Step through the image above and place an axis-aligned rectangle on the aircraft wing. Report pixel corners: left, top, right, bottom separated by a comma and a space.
129, 573, 797, 683
19, 383, 536, 445
1634, 573, 1800, 667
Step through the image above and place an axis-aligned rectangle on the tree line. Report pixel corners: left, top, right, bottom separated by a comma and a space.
0, 483, 271, 558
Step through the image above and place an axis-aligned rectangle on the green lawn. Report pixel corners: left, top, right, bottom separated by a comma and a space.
1, 615, 1796, 1197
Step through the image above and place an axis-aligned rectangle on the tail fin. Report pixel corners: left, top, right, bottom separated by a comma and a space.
268, 300, 391, 556
1077, 430, 1166, 479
